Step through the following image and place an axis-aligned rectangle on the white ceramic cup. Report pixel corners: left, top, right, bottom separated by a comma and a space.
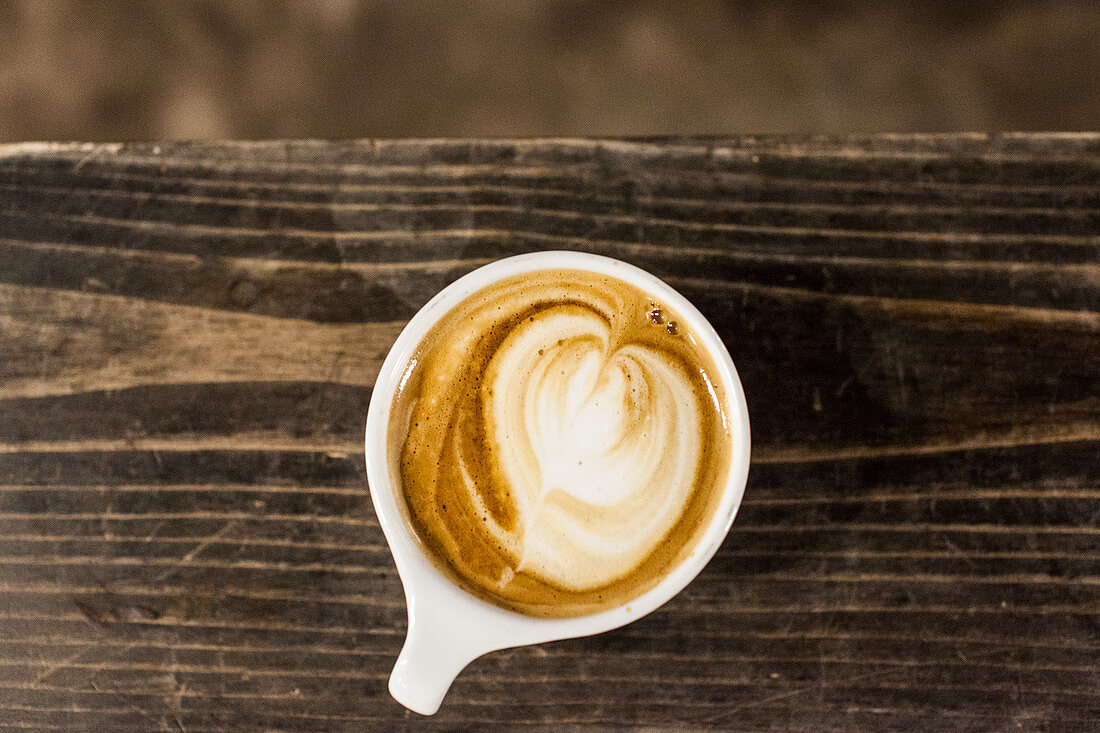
365, 251, 751, 715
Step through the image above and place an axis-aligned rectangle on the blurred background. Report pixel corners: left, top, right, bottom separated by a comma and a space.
1, 0, 1098, 142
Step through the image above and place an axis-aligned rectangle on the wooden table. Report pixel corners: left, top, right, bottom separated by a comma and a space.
0, 136, 1097, 731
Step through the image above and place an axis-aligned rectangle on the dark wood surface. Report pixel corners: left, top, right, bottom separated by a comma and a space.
0, 135, 1097, 731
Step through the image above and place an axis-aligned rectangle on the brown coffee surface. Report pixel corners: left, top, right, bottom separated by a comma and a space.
389, 269, 732, 617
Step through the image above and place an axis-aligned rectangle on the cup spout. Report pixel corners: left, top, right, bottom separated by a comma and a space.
388, 600, 490, 715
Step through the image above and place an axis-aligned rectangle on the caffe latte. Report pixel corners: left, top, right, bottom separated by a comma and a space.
388, 269, 733, 617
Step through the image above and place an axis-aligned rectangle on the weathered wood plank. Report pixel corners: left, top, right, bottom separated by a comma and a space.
0, 284, 401, 398
2, 282, 1096, 457
1, 135, 1098, 730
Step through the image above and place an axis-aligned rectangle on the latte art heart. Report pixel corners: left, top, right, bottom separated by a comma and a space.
483, 307, 703, 590
392, 269, 732, 617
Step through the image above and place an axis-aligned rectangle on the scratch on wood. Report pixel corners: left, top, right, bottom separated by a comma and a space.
938, 534, 980, 572
152, 520, 239, 583
29, 646, 90, 684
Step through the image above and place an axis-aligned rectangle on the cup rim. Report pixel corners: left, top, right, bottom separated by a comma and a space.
365, 251, 751, 640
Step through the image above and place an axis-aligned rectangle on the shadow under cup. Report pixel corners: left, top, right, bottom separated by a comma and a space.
365, 251, 751, 715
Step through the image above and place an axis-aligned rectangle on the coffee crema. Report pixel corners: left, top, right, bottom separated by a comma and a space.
389, 269, 732, 617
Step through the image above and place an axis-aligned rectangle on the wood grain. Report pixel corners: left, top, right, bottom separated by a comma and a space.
0, 135, 1098, 731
